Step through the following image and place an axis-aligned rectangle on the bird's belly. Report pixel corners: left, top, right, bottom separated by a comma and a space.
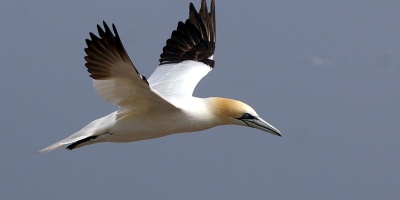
107, 114, 213, 142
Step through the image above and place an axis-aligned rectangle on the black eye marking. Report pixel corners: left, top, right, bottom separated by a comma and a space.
237, 113, 256, 120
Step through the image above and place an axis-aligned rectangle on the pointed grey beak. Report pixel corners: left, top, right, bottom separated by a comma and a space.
242, 116, 282, 137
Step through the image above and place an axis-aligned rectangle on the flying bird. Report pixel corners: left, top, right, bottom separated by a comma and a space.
39, 0, 281, 153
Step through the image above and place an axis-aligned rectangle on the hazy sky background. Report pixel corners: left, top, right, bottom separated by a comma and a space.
1, 1, 399, 199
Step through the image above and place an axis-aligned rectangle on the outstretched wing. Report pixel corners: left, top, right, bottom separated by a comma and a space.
85, 21, 178, 119
148, 0, 216, 100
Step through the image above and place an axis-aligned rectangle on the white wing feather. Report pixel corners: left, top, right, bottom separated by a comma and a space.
148, 60, 212, 100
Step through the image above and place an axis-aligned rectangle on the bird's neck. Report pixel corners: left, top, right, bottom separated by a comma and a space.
203, 97, 244, 125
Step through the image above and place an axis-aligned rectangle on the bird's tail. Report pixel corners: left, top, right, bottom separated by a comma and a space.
38, 134, 90, 153
38, 112, 116, 153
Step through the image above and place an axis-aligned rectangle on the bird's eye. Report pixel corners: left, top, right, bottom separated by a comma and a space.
243, 113, 251, 119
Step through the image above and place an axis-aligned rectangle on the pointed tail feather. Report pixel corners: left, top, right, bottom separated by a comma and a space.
38, 142, 65, 153
38, 135, 89, 153
39, 113, 116, 153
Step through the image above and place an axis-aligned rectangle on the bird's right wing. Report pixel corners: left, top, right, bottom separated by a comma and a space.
149, 0, 216, 100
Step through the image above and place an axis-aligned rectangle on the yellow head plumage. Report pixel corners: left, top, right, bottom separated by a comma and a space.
205, 97, 281, 136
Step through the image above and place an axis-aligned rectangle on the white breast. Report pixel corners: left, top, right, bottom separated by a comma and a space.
109, 97, 217, 142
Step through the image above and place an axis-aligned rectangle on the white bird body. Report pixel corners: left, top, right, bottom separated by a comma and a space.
39, 0, 281, 153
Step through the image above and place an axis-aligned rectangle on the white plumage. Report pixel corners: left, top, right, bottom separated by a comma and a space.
39, 0, 281, 153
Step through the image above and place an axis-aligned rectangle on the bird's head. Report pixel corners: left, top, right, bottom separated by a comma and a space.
207, 97, 282, 136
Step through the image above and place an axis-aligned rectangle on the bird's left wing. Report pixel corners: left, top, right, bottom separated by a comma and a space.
148, 0, 216, 100
85, 21, 178, 119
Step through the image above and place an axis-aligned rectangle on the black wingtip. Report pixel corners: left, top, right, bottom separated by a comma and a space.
159, 0, 216, 67
96, 24, 103, 34
112, 24, 119, 37
189, 2, 195, 10
103, 22, 112, 34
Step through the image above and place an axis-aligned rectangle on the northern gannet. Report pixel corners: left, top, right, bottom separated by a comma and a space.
39, 0, 281, 153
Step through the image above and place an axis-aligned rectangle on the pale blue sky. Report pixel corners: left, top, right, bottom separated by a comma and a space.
1, 1, 399, 199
